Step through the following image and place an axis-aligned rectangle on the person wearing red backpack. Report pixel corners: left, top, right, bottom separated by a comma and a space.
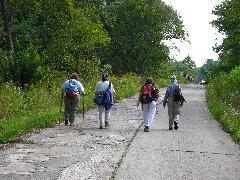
137, 77, 159, 132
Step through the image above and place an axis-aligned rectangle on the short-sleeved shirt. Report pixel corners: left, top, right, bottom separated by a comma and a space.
163, 82, 181, 103
94, 81, 114, 94
62, 79, 84, 96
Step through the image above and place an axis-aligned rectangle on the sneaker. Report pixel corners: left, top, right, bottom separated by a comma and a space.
174, 121, 178, 130
65, 120, 68, 125
99, 125, 103, 129
144, 126, 149, 132
70, 123, 74, 126
105, 121, 109, 128
169, 127, 173, 130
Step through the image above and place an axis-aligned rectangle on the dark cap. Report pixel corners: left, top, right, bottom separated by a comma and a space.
102, 73, 109, 78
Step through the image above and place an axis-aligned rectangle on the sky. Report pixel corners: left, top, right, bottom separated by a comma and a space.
163, 0, 224, 67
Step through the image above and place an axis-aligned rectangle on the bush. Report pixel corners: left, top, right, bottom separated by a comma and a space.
206, 66, 240, 143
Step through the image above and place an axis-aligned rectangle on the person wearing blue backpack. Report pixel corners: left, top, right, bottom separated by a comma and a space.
61, 73, 85, 126
94, 73, 115, 129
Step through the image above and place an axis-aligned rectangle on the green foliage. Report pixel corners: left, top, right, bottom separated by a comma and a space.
199, 59, 219, 82
211, 0, 240, 71
206, 66, 240, 143
182, 55, 196, 70
42, 2, 110, 76
1, 0, 188, 83
100, 0, 187, 76
3, 0, 110, 81
0, 44, 45, 88
0, 109, 60, 143
170, 55, 198, 82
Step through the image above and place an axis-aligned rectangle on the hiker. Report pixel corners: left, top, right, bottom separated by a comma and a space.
94, 73, 115, 129
61, 73, 85, 126
163, 75, 182, 130
137, 77, 159, 132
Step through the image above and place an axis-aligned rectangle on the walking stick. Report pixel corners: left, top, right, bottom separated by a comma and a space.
82, 93, 85, 122
58, 96, 63, 124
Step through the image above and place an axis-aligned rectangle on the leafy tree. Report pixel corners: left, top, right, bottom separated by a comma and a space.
171, 55, 197, 81
0, 0, 110, 82
182, 55, 196, 70
0, 0, 14, 52
171, 60, 188, 74
0, 44, 44, 88
101, 0, 187, 76
199, 59, 219, 82
211, 0, 240, 71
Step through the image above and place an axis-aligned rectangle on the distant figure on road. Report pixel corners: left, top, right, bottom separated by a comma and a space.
94, 73, 115, 129
163, 75, 182, 130
61, 73, 85, 126
137, 77, 159, 132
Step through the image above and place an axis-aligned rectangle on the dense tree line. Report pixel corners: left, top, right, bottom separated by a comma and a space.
202, 0, 240, 75
0, 0, 188, 88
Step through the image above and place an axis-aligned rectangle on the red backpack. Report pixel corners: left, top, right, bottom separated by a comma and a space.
140, 84, 153, 104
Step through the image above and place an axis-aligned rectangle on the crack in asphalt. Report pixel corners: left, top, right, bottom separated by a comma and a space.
170, 149, 240, 156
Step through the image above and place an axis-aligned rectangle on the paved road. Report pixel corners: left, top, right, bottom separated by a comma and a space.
115, 85, 240, 180
0, 85, 239, 180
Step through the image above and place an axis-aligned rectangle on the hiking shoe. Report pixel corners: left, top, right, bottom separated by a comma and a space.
105, 121, 109, 128
174, 121, 178, 130
65, 120, 68, 125
99, 125, 103, 129
144, 126, 149, 132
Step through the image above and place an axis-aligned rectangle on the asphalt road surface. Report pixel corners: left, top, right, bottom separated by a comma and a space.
0, 84, 239, 180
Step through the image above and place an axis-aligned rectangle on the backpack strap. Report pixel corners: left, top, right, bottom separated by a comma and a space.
174, 84, 179, 92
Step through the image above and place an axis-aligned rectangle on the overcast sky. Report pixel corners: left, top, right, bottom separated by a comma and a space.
163, 0, 224, 67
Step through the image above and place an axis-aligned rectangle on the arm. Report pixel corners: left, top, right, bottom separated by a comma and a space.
60, 88, 64, 107
155, 89, 160, 101
111, 83, 116, 94
137, 93, 141, 107
77, 81, 84, 93
137, 86, 142, 107
163, 89, 169, 108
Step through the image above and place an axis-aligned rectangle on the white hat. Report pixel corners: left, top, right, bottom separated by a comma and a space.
171, 75, 177, 82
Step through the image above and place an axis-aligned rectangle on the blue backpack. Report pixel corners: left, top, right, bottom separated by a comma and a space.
66, 79, 78, 99
94, 82, 114, 110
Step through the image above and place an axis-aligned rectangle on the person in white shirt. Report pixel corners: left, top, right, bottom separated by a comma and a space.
61, 73, 85, 126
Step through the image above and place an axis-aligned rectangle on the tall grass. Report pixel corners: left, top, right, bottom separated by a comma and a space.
206, 66, 240, 143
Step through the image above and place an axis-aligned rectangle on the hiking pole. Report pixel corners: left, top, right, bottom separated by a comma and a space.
58, 96, 63, 124
82, 93, 85, 122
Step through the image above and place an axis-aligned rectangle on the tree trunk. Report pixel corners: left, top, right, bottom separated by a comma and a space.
0, 0, 14, 53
